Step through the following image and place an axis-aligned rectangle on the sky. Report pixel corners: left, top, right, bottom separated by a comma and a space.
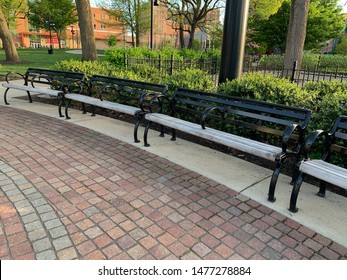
89, 0, 347, 13
339, 0, 347, 12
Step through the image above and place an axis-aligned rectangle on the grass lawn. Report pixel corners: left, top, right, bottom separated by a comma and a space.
0, 48, 105, 77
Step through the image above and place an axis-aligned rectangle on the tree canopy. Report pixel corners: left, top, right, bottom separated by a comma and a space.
99, 0, 148, 47
250, 0, 345, 53
28, 0, 78, 48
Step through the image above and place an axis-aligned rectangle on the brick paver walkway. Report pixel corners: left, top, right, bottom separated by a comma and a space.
0, 106, 346, 260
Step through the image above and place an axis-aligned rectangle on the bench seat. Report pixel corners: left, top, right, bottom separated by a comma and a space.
63, 75, 166, 143
63, 93, 141, 116
2, 83, 63, 97
289, 116, 347, 212
298, 160, 347, 188
145, 113, 282, 162
144, 88, 312, 203
2, 68, 86, 118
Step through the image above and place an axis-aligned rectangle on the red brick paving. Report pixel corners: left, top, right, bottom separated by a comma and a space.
0, 106, 346, 260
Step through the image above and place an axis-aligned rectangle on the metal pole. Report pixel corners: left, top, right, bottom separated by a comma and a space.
150, 0, 159, 49
150, 0, 153, 49
48, 14, 53, 54
219, 0, 250, 83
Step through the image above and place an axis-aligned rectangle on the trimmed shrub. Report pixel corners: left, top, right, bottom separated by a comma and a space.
165, 68, 216, 93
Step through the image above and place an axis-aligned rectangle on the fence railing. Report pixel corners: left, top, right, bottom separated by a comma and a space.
124, 54, 347, 86
243, 61, 347, 86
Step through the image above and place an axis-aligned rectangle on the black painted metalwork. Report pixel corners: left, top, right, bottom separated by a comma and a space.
219, 0, 250, 83
144, 88, 312, 200
3, 68, 85, 117
63, 74, 166, 143
289, 116, 347, 212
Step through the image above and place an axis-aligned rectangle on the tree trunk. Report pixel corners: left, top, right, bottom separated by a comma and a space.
0, 7, 20, 63
179, 25, 185, 49
284, 0, 310, 71
75, 0, 98, 61
187, 24, 196, 49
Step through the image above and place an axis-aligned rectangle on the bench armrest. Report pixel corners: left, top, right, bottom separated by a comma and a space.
61, 79, 84, 94
5, 72, 26, 84
139, 93, 164, 112
201, 107, 228, 129
281, 124, 305, 153
98, 85, 122, 101
302, 130, 330, 160
30, 74, 51, 87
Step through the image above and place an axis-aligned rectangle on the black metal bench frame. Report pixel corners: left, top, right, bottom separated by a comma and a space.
143, 88, 312, 201
2, 68, 85, 117
289, 116, 347, 212
62, 74, 167, 143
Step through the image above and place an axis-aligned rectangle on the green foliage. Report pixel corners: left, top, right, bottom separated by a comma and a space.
259, 53, 347, 72
334, 36, 347, 55
28, 0, 78, 36
53, 60, 117, 78
217, 73, 347, 136
105, 46, 220, 64
250, 0, 345, 52
166, 68, 216, 93
107, 35, 118, 47
128, 64, 166, 84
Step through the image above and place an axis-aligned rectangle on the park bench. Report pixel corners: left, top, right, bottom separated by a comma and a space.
289, 116, 347, 213
2, 68, 86, 117
143, 88, 312, 201
62, 74, 167, 143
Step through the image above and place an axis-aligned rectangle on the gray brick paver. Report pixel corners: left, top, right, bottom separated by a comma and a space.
33, 238, 52, 252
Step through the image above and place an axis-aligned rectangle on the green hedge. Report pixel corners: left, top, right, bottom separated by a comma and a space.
54, 59, 347, 138
218, 73, 347, 132
258, 53, 347, 72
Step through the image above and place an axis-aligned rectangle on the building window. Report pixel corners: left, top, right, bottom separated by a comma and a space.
94, 24, 97, 30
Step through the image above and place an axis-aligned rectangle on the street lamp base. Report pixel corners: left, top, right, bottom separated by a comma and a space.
48, 49, 53, 54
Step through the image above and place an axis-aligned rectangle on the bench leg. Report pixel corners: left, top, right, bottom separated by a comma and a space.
159, 125, 165, 137
267, 161, 283, 202
144, 121, 152, 147
58, 97, 65, 118
289, 173, 305, 213
317, 181, 326, 197
171, 128, 176, 141
26, 90, 33, 103
134, 115, 142, 143
4, 88, 10, 105
81, 103, 87, 114
65, 100, 72, 120
90, 105, 96, 116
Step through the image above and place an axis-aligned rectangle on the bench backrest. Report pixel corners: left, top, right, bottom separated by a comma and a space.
25, 68, 86, 86
172, 88, 311, 145
325, 116, 347, 166
89, 75, 167, 109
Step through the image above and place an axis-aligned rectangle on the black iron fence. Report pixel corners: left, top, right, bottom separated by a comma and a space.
243, 61, 347, 87
124, 54, 347, 86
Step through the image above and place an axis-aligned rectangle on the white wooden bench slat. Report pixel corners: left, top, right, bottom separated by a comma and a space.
2, 83, 62, 97
145, 113, 282, 162
299, 160, 347, 189
63, 93, 140, 116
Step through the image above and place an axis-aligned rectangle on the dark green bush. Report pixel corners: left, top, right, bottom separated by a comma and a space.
165, 68, 216, 93
217, 73, 347, 163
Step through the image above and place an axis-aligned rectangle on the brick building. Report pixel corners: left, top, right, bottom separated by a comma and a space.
11, 6, 218, 50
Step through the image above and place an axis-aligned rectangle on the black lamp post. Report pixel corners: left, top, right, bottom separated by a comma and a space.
71, 26, 75, 49
219, 0, 250, 83
46, 14, 54, 54
150, 0, 159, 49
